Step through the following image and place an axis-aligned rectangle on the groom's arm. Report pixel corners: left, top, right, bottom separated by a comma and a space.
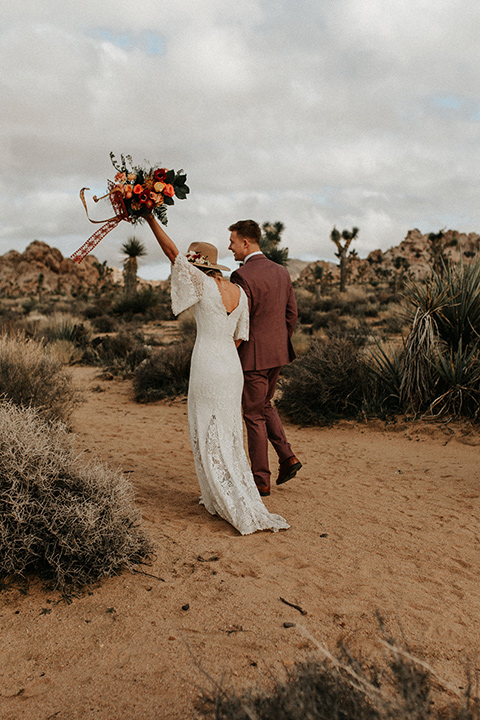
285, 281, 297, 337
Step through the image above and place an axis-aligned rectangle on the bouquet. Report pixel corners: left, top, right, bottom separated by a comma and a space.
109, 152, 189, 225
72, 152, 189, 263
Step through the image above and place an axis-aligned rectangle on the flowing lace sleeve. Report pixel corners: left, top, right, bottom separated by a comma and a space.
170, 253, 206, 316
234, 289, 250, 342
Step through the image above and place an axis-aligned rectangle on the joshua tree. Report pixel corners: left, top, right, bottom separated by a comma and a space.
122, 236, 147, 298
330, 226, 359, 292
260, 221, 289, 266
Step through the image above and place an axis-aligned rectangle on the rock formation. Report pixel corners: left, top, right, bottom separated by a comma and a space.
297, 229, 480, 290
0, 241, 115, 297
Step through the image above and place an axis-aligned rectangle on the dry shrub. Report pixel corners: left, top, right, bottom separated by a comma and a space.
0, 402, 152, 588
47, 338, 84, 366
0, 333, 78, 424
133, 339, 193, 402
199, 634, 478, 720
91, 314, 119, 333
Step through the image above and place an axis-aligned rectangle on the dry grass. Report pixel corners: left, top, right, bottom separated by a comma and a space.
0, 401, 152, 589
0, 333, 79, 424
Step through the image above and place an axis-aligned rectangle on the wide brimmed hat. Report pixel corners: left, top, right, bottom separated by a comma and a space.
186, 242, 230, 272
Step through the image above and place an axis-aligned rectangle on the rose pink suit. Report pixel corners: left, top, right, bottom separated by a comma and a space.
231, 254, 297, 492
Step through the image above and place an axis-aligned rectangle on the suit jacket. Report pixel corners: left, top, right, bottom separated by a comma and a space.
231, 254, 297, 371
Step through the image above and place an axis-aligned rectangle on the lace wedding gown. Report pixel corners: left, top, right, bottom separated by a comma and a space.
171, 254, 289, 535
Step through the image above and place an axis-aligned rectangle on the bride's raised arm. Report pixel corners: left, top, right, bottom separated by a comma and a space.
145, 214, 178, 263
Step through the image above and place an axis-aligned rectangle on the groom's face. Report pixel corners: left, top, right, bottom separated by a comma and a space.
228, 232, 249, 262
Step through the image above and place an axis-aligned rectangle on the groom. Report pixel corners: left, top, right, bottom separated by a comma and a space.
228, 220, 302, 497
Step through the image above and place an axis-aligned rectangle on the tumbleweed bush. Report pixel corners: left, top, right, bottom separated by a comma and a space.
0, 402, 152, 588
0, 333, 78, 424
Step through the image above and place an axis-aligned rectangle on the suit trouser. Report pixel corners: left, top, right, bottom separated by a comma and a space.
242, 366, 294, 490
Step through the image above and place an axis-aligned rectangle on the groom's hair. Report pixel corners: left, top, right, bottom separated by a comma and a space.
228, 219, 261, 245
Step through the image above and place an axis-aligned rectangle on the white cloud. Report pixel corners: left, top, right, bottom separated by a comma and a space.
1, 0, 479, 275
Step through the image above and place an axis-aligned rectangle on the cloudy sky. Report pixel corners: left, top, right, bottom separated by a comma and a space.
1, 0, 479, 279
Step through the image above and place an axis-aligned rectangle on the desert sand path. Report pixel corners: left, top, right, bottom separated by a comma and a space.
1, 366, 479, 719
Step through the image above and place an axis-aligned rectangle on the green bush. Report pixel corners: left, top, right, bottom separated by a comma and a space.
0, 402, 152, 588
0, 334, 78, 424
133, 339, 193, 402
277, 336, 375, 425
112, 287, 160, 317
85, 332, 151, 375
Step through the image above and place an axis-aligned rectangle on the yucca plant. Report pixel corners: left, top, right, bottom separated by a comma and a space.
400, 273, 450, 411
429, 340, 480, 419
400, 259, 480, 418
367, 340, 403, 412
431, 261, 480, 351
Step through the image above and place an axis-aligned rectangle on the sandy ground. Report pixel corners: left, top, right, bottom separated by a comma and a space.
1, 365, 479, 720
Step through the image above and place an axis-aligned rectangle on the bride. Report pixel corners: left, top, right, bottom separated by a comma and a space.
145, 215, 289, 535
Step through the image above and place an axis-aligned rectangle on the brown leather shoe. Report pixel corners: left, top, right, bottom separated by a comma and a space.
276, 456, 302, 485
257, 486, 271, 497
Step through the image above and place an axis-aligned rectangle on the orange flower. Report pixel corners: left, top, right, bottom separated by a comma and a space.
133, 184, 143, 195
127, 173, 136, 182
115, 172, 126, 183
163, 183, 175, 197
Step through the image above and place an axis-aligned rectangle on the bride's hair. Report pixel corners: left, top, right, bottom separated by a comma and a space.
201, 268, 223, 278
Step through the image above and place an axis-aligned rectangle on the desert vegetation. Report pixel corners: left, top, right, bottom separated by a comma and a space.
279, 258, 480, 426
0, 402, 152, 589
200, 631, 479, 720
0, 333, 79, 424
2, 231, 480, 425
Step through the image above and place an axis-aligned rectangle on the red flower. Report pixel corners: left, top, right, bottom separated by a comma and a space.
163, 183, 175, 197
154, 168, 167, 182
133, 184, 144, 195
139, 192, 149, 204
